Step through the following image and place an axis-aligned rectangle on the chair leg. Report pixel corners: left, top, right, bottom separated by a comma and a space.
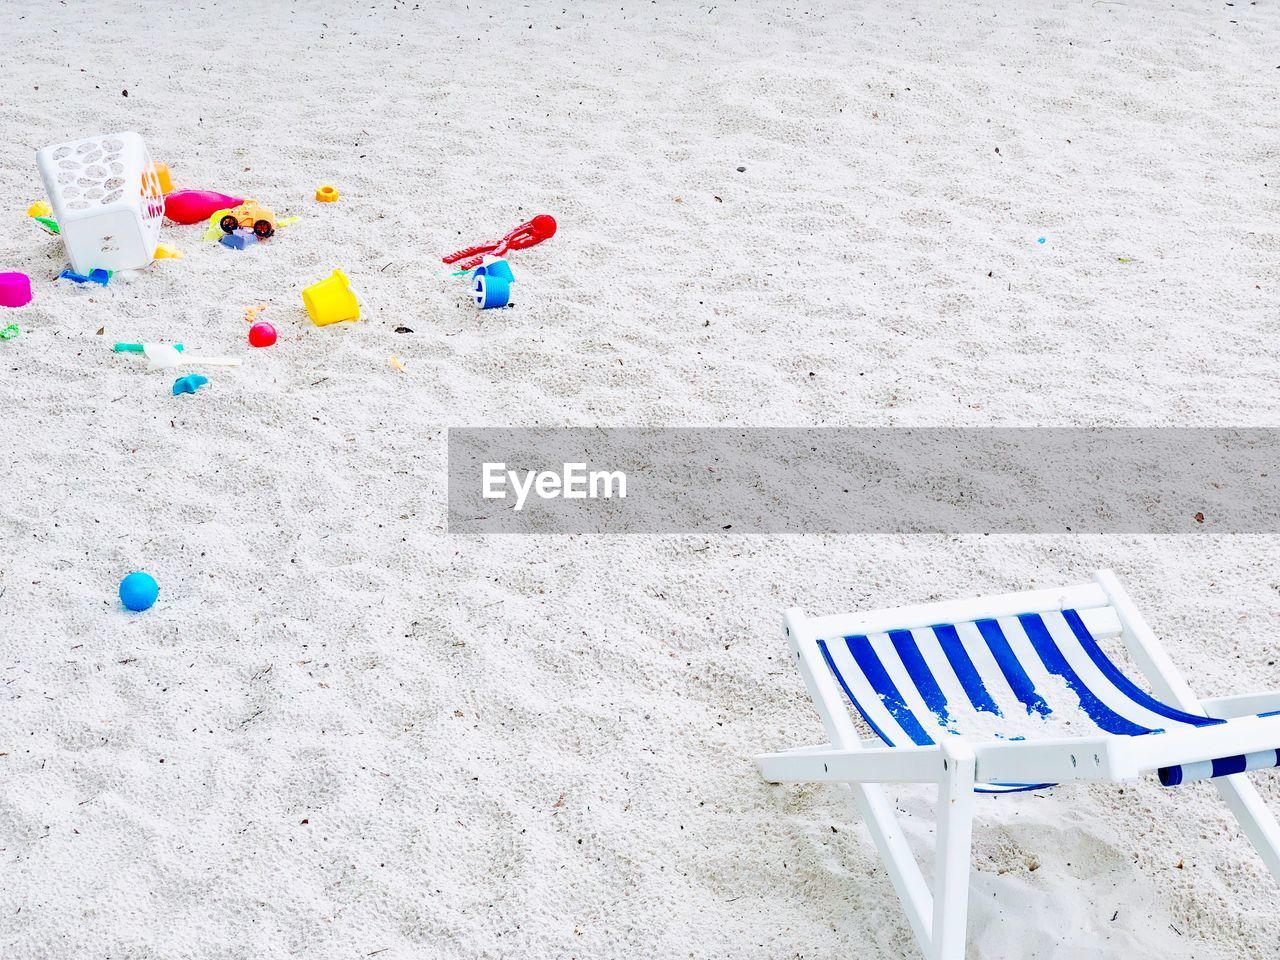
852, 783, 935, 953
932, 741, 976, 960
1215, 774, 1280, 883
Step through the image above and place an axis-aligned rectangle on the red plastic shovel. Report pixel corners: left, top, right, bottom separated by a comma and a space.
443, 214, 557, 270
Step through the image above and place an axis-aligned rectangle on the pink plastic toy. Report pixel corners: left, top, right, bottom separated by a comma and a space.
0, 272, 32, 308
163, 190, 244, 225
442, 214, 557, 270
248, 322, 277, 348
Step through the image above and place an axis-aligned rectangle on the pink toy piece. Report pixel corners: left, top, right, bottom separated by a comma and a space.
163, 190, 244, 225
248, 322, 277, 348
0, 272, 32, 308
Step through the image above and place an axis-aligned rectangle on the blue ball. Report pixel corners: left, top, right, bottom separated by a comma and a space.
119, 571, 159, 612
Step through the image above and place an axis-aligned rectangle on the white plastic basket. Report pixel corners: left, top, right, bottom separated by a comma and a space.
35, 130, 164, 274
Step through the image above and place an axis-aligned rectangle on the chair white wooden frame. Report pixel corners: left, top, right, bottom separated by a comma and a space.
756, 570, 1280, 960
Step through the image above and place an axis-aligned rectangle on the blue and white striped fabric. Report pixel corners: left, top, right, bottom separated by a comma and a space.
816, 609, 1280, 791
1159, 749, 1280, 786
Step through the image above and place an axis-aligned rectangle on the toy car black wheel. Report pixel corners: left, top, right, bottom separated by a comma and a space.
253, 220, 274, 239
219, 215, 238, 234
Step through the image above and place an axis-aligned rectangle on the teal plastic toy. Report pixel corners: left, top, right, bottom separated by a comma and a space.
172, 374, 209, 396
114, 342, 184, 354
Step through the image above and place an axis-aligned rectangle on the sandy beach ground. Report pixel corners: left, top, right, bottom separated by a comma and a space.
1, 1, 1278, 957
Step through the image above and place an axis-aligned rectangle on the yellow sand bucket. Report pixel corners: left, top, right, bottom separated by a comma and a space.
302, 269, 360, 326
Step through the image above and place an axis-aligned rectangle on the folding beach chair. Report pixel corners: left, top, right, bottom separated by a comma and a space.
756, 570, 1280, 960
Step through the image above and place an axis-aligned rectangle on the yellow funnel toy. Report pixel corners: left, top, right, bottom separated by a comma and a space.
303, 269, 360, 326
148, 162, 173, 194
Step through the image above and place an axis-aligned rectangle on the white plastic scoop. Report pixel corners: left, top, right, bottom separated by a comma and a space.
143, 343, 241, 370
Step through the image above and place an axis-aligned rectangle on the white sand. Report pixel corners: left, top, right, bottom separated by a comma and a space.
2, 0, 1279, 956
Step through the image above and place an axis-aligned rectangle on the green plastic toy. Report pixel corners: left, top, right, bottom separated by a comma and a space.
113, 342, 184, 353
0, 324, 19, 341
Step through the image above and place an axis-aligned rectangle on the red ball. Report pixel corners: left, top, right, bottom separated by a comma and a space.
248, 322, 277, 348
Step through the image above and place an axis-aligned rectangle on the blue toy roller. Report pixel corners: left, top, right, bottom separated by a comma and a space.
473, 273, 511, 309
119, 571, 159, 611
474, 258, 515, 282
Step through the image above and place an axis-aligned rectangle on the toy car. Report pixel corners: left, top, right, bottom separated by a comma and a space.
219, 200, 276, 239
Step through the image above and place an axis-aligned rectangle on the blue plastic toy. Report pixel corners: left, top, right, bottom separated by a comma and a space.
474, 258, 514, 282
219, 229, 256, 250
472, 274, 510, 308
60, 268, 111, 286
119, 571, 159, 612
471, 258, 514, 308
172, 374, 209, 396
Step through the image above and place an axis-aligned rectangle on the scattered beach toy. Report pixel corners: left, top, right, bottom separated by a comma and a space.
315, 185, 339, 203
36, 131, 165, 273
471, 257, 515, 308
26, 200, 52, 218
59, 268, 111, 286
0, 324, 19, 340
143, 343, 240, 370
1037, 236, 1047, 244
219, 201, 276, 239
0, 272, 33, 308
114, 341, 184, 353
472, 273, 511, 309
172, 373, 210, 396
442, 213, 557, 270
389, 355, 405, 371
474, 256, 514, 282
148, 161, 173, 194
302, 269, 360, 326
205, 210, 295, 240
202, 209, 236, 241
219, 229, 257, 250
164, 189, 244, 225
32, 215, 60, 235
118, 571, 159, 612
248, 321, 277, 347
145, 343, 187, 369
153, 243, 183, 259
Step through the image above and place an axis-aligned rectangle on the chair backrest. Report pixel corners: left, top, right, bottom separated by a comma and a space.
805, 584, 1220, 754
